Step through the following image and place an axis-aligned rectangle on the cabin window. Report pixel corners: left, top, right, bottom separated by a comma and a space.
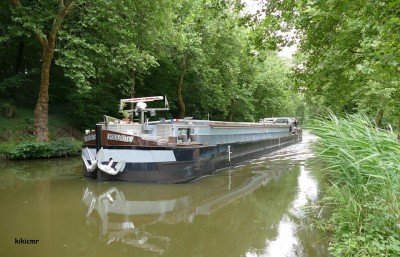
178, 128, 191, 143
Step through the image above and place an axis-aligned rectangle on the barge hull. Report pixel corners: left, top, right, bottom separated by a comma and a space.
83, 133, 302, 183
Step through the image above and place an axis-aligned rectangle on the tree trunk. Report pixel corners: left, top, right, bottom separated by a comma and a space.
34, 47, 54, 141
177, 57, 187, 119
374, 109, 384, 128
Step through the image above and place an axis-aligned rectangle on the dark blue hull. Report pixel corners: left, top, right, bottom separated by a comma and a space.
83, 132, 302, 183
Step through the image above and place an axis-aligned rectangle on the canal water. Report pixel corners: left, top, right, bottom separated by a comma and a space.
0, 131, 329, 257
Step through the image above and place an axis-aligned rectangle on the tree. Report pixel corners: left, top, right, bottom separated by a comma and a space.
55, 0, 176, 125
2, 0, 302, 132
252, 52, 297, 120
161, 0, 205, 119
262, 0, 400, 127
10, 0, 76, 141
163, 0, 258, 120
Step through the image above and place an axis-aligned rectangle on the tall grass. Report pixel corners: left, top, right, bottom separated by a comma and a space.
310, 112, 400, 257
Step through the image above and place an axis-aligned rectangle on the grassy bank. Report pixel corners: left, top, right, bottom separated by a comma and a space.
0, 103, 82, 159
310, 113, 400, 256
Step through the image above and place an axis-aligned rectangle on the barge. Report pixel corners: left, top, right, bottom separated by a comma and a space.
82, 96, 302, 183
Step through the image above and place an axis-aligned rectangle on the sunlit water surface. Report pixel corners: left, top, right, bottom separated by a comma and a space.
0, 131, 329, 257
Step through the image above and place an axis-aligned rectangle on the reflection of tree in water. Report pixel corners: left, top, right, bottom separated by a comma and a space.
0, 157, 81, 184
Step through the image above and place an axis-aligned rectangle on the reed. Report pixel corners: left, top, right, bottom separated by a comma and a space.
309, 112, 400, 257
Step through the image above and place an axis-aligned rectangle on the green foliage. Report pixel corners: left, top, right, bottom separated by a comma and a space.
1, 103, 17, 118
57, 0, 169, 92
7, 138, 81, 159
0, 0, 305, 150
140, 1, 302, 121
263, 0, 400, 127
8, 141, 53, 159
66, 82, 123, 129
0, 74, 28, 93
253, 52, 298, 120
49, 138, 81, 157
310, 112, 400, 257
53, 0, 178, 123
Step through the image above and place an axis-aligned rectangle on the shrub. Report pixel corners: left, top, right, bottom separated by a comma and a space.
1, 103, 17, 118
7, 138, 81, 159
8, 141, 52, 159
50, 137, 81, 157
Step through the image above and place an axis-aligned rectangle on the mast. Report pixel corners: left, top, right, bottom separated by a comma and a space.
119, 96, 169, 124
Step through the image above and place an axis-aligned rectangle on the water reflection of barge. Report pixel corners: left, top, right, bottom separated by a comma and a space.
82, 96, 302, 183
82, 170, 283, 253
